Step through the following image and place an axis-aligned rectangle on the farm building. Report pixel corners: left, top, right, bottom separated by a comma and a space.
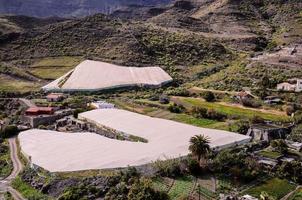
42, 60, 173, 92
25, 107, 55, 115
277, 79, 302, 92
19, 109, 251, 172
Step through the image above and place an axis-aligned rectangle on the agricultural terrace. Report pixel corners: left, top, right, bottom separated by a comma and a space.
18, 109, 250, 172
171, 96, 289, 121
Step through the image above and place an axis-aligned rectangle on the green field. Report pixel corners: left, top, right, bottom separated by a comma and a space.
168, 176, 194, 200
258, 150, 283, 159
29, 56, 82, 80
174, 97, 289, 122
0, 74, 40, 93
246, 178, 296, 199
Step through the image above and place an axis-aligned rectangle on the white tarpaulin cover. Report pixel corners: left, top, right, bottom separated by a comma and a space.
19, 109, 251, 172
42, 60, 173, 92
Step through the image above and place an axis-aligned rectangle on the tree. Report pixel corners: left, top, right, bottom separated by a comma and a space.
189, 135, 211, 166
288, 124, 302, 142
270, 139, 288, 154
0, 125, 18, 138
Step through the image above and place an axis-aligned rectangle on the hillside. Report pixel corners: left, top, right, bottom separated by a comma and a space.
0, 0, 172, 18
0, 0, 301, 93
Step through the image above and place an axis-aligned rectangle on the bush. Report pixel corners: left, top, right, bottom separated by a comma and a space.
206, 109, 226, 121
168, 103, 184, 113
0, 125, 18, 138
231, 120, 250, 135
288, 124, 302, 142
201, 91, 215, 102
241, 98, 261, 108
159, 95, 170, 104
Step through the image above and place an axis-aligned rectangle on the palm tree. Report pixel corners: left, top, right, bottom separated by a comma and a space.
189, 135, 211, 165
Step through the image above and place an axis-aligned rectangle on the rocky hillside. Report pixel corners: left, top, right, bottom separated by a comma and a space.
0, 0, 301, 92
0, 0, 172, 18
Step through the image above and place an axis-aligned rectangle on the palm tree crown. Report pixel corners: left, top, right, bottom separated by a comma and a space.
189, 135, 211, 162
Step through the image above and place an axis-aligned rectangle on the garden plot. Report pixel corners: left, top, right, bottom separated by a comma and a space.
42, 60, 173, 92
19, 109, 250, 172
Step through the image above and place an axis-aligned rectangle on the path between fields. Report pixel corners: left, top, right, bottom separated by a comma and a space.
0, 138, 25, 200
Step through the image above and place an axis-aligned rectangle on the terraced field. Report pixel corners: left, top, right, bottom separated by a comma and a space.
172, 96, 289, 122
28, 56, 82, 80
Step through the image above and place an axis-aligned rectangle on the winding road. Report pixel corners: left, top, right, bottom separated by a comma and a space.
0, 137, 25, 200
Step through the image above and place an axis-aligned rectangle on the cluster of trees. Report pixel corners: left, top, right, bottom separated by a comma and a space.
0, 125, 18, 139
191, 107, 226, 121
212, 149, 261, 182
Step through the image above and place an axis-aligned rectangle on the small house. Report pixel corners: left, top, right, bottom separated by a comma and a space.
235, 91, 254, 100
46, 93, 65, 102
277, 79, 302, 92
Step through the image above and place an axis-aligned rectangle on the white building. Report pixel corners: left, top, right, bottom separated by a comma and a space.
88, 101, 115, 109
277, 79, 302, 92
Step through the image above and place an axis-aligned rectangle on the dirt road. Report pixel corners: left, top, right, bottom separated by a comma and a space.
0, 138, 25, 200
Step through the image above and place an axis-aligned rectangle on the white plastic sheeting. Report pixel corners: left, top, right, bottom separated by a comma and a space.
42, 60, 173, 92
19, 109, 251, 172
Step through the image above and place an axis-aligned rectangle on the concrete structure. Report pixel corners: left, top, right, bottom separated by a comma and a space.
88, 101, 115, 109
42, 60, 173, 92
19, 109, 251, 172
247, 123, 293, 142
277, 79, 302, 92
22, 109, 73, 128
46, 93, 65, 102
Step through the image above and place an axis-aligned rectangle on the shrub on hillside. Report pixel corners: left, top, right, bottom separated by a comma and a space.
201, 91, 215, 102
168, 103, 185, 113
241, 98, 261, 108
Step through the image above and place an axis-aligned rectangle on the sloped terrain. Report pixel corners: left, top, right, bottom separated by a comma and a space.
0, 0, 172, 17
0, 0, 301, 93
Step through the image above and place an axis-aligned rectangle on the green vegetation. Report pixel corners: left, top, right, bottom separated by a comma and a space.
258, 150, 282, 159
246, 178, 296, 199
152, 177, 170, 192
175, 97, 288, 121
0, 74, 40, 93
289, 188, 302, 200
12, 176, 51, 200
0, 141, 12, 178
168, 176, 194, 200
0, 125, 19, 138
29, 56, 82, 80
